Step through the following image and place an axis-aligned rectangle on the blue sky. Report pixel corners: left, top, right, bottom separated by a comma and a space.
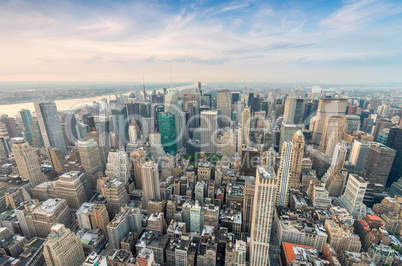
0, 0, 401, 83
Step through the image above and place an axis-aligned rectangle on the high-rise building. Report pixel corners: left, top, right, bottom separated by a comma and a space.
140, 161, 160, 207
128, 125, 137, 144
312, 98, 348, 144
372, 119, 392, 141
34, 101, 67, 152
76, 202, 110, 237
132, 148, 146, 190
275, 141, 293, 207
363, 143, 396, 187
241, 107, 251, 146
324, 143, 348, 197
250, 167, 277, 266
165, 89, 182, 150
20, 109, 33, 144
200, 110, 218, 154
345, 115, 361, 133
283, 97, 305, 124
217, 89, 231, 126
243, 176, 255, 235
101, 179, 129, 217
85, 130, 109, 167
47, 148, 65, 174
279, 122, 302, 153
349, 140, 372, 173
107, 204, 142, 249
1, 115, 20, 138
55, 171, 87, 210
43, 223, 85, 266
385, 127, 402, 187
158, 112, 177, 155
77, 138, 103, 189
334, 174, 368, 219
290, 130, 305, 189
13, 140, 47, 187
31, 117, 44, 147
319, 116, 346, 152
105, 149, 131, 183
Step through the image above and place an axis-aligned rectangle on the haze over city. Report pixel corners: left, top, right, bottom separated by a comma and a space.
1, 0, 402, 83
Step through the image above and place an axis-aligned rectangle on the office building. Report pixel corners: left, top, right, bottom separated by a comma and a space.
34, 101, 67, 152
158, 112, 177, 155
386, 127, 402, 186
241, 107, 251, 146
279, 122, 302, 153
76, 202, 110, 237
47, 148, 65, 174
290, 130, 304, 189
275, 141, 293, 207
319, 116, 346, 152
43, 223, 85, 266
140, 161, 160, 207
372, 118, 392, 141
243, 176, 255, 235
283, 97, 305, 124
363, 143, 396, 186
20, 109, 33, 144
217, 89, 231, 126
345, 115, 361, 133
107, 204, 142, 249
101, 179, 129, 217
349, 140, 372, 173
335, 174, 368, 219
13, 140, 47, 187
132, 148, 146, 190
105, 149, 131, 183
250, 167, 277, 266
200, 110, 218, 154
55, 171, 87, 210
312, 98, 348, 144
77, 138, 103, 189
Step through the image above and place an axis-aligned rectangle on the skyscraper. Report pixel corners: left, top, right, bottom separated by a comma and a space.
217, 89, 231, 126
290, 130, 305, 189
250, 167, 277, 266
312, 98, 348, 144
132, 148, 146, 190
13, 140, 47, 187
76, 202, 110, 237
158, 112, 177, 155
275, 141, 293, 207
386, 127, 402, 186
349, 140, 372, 174
165, 89, 182, 150
105, 149, 131, 183
363, 143, 396, 187
241, 107, 251, 146
334, 174, 367, 219
20, 109, 33, 145
77, 138, 103, 189
55, 171, 87, 210
319, 116, 346, 152
34, 101, 67, 152
140, 161, 160, 207
200, 110, 218, 154
43, 224, 85, 266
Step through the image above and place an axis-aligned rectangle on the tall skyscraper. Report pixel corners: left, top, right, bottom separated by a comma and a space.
105, 149, 131, 183
312, 98, 348, 144
349, 140, 372, 174
324, 143, 348, 197
372, 118, 392, 141
165, 89, 182, 150
13, 140, 47, 187
20, 109, 33, 145
217, 89, 231, 126
132, 148, 146, 190
34, 101, 67, 152
250, 167, 277, 266
43, 224, 85, 266
386, 127, 402, 186
31, 117, 44, 147
128, 125, 137, 143
77, 138, 103, 189
319, 116, 346, 152
158, 112, 177, 155
140, 161, 160, 207
55, 171, 87, 210
283, 97, 305, 124
275, 141, 293, 207
101, 179, 129, 217
363, 143, 396, 186
241, 107, 251, 146
200, 110, 218, 154
290, 130, 305, 189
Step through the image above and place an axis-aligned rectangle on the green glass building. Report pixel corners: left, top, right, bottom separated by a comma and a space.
158, 112, 176, 155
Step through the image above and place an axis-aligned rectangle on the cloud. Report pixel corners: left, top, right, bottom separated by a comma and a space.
37, 57, 55, 63
221, 2, 250, 13
84, 56, 102, 64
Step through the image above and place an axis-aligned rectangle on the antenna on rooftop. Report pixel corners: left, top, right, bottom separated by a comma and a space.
170, 68, 173, 91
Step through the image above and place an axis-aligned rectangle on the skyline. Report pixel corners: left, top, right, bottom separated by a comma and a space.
1, 0, 402, 83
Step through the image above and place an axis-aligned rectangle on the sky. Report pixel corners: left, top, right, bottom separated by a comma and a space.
0, 0, 402, 84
